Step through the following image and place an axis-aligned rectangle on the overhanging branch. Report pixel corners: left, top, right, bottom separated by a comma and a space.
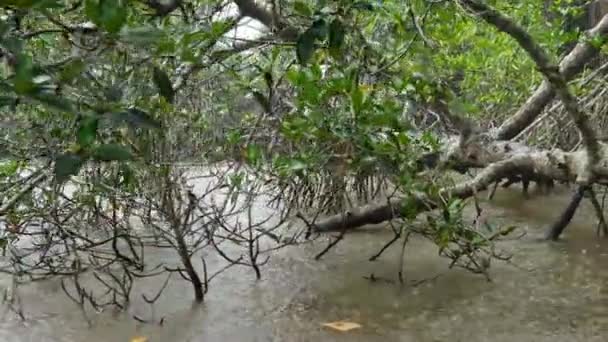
496, 14, 608, 140
459, 0, 600, 184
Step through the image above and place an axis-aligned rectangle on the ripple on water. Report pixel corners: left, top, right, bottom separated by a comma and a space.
1, 186, 608, 341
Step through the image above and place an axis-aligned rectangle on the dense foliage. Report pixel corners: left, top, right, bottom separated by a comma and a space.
0, 0, 605, 312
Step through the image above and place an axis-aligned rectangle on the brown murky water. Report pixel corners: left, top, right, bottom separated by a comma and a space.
1, 184, 608, 342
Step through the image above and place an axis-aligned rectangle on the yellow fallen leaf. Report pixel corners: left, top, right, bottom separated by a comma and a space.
322, 321, 362, 332
130, 336, 148, 342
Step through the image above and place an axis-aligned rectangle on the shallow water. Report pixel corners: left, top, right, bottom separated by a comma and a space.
1, 184, 608, 342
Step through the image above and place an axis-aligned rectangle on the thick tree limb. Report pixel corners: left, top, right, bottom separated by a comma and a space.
546, 185, 586, 240
496, 14, 608, 140
312, 137, 608, 232
459, 0, 600, 184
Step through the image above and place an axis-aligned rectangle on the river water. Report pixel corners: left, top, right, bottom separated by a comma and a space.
0, 182, 607, 341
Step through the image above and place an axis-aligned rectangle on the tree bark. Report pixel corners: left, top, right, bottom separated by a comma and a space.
310, 7, 608, 233
495, 14, 608, 140
546, 185, 586, 240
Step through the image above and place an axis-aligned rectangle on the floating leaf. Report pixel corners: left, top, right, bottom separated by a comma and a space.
92, 144, 133, 161
54, 153, 85, 183
328, 19, 345, 58
296, 31, 316, 65
130, 337, 148, 342
322, 321, 362, 332
152, 66, 175, 104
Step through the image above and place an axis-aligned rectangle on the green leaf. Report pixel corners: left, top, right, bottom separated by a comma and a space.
0, 96, 17, 108
85, 0, 127, 34
351, 1, 374, 11
13, 55, 36, 95
328, 19, 345, 58
0, 160, 20, 177
54, 153, 85, 183
118, 108, 161, 129
152, 66, 175, 104
92, 144, 133, 161
31, 0, 63, 9
30, 93, 74, 112
293, 1, 313, 16
105, 84, 123, 102
252, 91, 270, 112
287, 159, 307, 172
77, 115, 99, 148
0, 21, 10, 38
310, 19, 328, 40
59, 58, 86, 84
296, 31, 316, 65
119, 26, 166, 46
245, 144, 262, 165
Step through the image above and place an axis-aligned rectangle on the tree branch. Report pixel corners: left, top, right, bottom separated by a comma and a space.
459, 0, 600, 184
496, 14, 608, 140
312, 136, 608, 232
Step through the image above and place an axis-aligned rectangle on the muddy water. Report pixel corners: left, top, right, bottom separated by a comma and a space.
1, 184, 608, 342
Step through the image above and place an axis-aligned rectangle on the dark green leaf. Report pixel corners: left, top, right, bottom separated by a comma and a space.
328, 19, 345, 58
293, 1, 313, 16
310, 19, 328, 40
85, 0, 102, 24
245, 144, 262, 165
120, 108, 161, 129
252, 91, 270, 113
351, 1, 374, 11
104, 85, 123, 102
85, 0, 127, 34
54, 153, 85, 183
0, 21, 10, 38
13, 55, 36, 95
263, 71, 273, 89
59, 58, 86, 84
296, 31, 316, 65
77, 115, 99, 148
31, 0, 63, 9
152, 66, 175, 104
92, 144, 133, 161
30, 93, 74, 112
0, 96, 17, 108
119, 26, 166, 46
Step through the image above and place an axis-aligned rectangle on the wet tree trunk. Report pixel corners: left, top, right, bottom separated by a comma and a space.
546, 185, 587, 240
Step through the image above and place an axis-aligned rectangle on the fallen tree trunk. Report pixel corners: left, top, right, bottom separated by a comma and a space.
310, 6, 608, 233
313, 143, 608, 231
